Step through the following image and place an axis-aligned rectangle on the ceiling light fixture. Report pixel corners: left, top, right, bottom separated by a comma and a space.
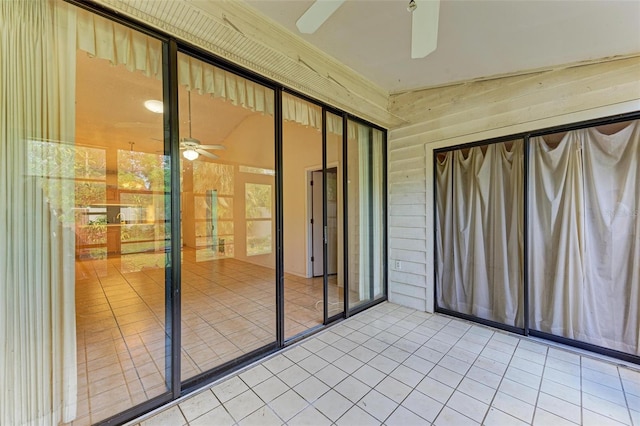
144, 99, 164, 113
183, 149, 199, 161
179, 91, 225, 161
407, 0, 417, 12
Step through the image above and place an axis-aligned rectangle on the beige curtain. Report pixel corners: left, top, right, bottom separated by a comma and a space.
346, 124, 384, 302
178, 54, 274, 115
357, 124, 370, 299
1, 1, 78, 424
77, 8, 329, 130
177, 53, 345, 132
283, 93, 321, 129
436, 142, 524, 327
76, 6, 162, 78
372, 129, 384, 298
530, 121, 640, 354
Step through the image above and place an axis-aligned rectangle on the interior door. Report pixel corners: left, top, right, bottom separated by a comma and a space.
312, 168, 338, 277
312, 170, 324, 277
326, 168, 338, 275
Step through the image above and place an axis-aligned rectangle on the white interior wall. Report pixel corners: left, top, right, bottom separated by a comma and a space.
205, 114, 343, 276
217, 114, 275, 269
387, 56, 640, 313
282, 122, 343, 278
283, 122, 321, 277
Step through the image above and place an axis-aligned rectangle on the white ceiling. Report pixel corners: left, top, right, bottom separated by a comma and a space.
244, 0, 640, 93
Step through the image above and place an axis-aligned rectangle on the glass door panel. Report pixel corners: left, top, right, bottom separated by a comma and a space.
73, 17, 171, 423
347, 121, 386, 310
282, 94, 324, 338
326, 112, 345, 318
529, 121, 639, 354
434, 140, 524, 328
178, 53, 276, 380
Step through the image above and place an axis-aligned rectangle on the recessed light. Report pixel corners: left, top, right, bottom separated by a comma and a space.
144, 99, 163, 114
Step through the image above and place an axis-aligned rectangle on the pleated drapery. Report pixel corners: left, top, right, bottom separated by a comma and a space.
76, 7, 337, 132
530, 121, 640, 354
436, 121, 640, 356
348, 124, 384, 302
371, 129, 385, 299
1, 1, 78, 424
436, 141, 524, 327
357, 124, 370, 299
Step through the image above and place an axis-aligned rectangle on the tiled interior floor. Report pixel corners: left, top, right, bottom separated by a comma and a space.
73, 251, 356, 425
132, 302, 640, 426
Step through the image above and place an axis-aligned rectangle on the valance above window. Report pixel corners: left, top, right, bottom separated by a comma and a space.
77, 7, 345, 133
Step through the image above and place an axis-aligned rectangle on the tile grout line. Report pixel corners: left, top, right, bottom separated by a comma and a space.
478, 328, 516, 426
618, 365, 634, 425
422, 319, 484, 426
136, 305, 640, 426
528, 343, 549, 425
372, 315, 478, 425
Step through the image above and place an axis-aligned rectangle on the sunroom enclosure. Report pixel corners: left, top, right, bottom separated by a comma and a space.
0, 2, 387, 425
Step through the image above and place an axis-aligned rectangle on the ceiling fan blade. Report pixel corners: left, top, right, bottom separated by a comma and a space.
197, 149, 219, 160
411, 0, 440, 59
296, 0, 346, 34
198, 144, 226, 150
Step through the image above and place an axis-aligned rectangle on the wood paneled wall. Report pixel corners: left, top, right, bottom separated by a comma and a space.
386, 56, 640, 312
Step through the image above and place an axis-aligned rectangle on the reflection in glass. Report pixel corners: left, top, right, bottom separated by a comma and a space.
347, 121, 386, 309
72, 12, 170, 424
178, 52, 276, 381
245, 183, 273, 256
326, 112, 345, 318
282, 94, 326, 338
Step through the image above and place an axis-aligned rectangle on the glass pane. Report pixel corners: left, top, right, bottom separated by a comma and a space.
347, 121, 386, 309
282, 94, 324, 338
327, 112, 345, 317
435, 140, 524, 328
371, 129, 385, 301
73, 15, 170, 423
529, 120, 639, 354
179, 53, 276, 380
245, 183, 273, 219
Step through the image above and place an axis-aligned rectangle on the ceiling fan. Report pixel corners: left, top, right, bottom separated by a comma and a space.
181, 91, 226, 161
296, 0, 440, 59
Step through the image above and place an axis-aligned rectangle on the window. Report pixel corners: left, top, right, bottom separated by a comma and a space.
245, 183, 272, 255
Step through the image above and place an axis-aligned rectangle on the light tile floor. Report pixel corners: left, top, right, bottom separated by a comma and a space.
72, 253, 355, 425
132, 302, 640, 426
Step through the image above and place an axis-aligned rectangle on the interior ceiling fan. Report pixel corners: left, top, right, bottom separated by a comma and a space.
181, 91, 226, 161
296, 0, 440, 59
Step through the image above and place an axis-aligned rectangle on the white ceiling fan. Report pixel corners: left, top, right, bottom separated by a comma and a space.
180, 138, 225, 161
296, 0, 440, 59
181, 91, 226, 161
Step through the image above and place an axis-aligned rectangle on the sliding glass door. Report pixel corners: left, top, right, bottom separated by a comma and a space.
2, 3, 388, 424
347, 120, 386, 310
435, 140, 524, 329
178, 52, 276, 381
326, 112, 346, 319
281, 93, 322, 338
434, 118, 640, 360
74, 19, 173, 426
529, 120, 640, 356
3, 4, 174, 424
281, 99, 346, 339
